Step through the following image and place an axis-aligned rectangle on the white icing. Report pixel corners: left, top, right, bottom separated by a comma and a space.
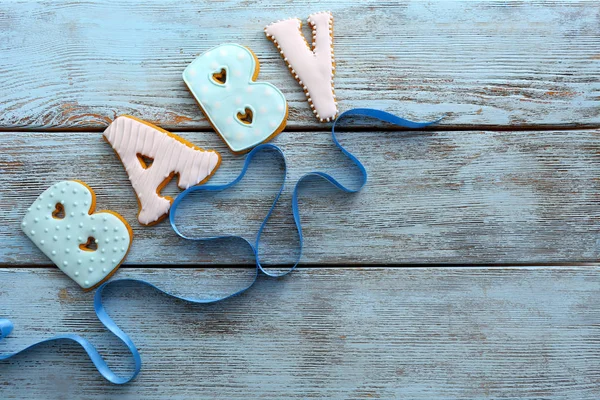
22, 180, 132, 290
103, 116, 220, 225
265, 11, 338, 122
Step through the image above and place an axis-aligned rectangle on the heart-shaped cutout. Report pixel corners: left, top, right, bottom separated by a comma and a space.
183, 43, 288, 154
22, 180, 133, 291
211, 68, 227, 84
79, 236, 98, 252
52, 202, 65, 219
237, 107, 253, 125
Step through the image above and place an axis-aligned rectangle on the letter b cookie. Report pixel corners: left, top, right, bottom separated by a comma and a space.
22, 180, 132, 291
183, 43, 288, 154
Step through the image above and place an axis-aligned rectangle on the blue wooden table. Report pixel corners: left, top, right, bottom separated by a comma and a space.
1, 1, 599, 398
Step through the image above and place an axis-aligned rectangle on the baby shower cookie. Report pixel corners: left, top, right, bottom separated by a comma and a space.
183, 43, 288, 154
265, 11, 338, 122
103, 116, 221, 225
21, 180, 132, 291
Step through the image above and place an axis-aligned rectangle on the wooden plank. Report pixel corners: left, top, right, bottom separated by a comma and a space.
1, 128, 599, 266
1, 267, 600, 399
0, 0, 598, 130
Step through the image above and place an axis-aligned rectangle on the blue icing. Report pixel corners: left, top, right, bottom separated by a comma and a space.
21, 180, 132, 290
183, 43, 287, 153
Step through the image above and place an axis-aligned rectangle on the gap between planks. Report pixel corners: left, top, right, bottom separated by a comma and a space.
2, 263, 600, 269
2, 124, 600, 134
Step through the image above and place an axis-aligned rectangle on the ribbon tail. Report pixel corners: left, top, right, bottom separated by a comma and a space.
0, 280, 142, 384
334, 108, 443, 129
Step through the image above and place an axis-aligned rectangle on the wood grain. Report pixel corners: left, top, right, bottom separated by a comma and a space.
2, 1, 600, 398
0, 0, 598, 131
1, 267, 600, 399
1, 128, 599, 266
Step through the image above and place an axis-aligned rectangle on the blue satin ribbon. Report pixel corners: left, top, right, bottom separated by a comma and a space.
0, 108, 440, 384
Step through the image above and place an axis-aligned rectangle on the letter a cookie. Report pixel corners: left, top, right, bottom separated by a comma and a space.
265, 12, 338, 122
103, 116, 221, 225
